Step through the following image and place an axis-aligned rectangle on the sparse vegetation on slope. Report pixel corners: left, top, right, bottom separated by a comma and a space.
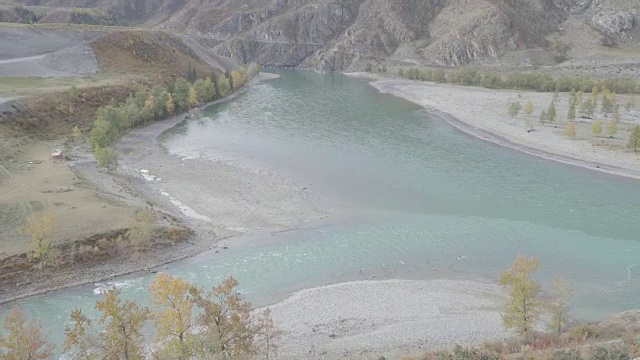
91, 30, 213, 83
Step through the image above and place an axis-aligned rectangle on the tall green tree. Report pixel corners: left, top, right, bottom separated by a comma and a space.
567, 98, 576, 121
498, 255, 542, 338
580, 98, 595, 118
508, 100, 522, 118
547, 100, 557, 124
172, 78, 191, 112
606, 118, 618, 138
628, 125, 640, 152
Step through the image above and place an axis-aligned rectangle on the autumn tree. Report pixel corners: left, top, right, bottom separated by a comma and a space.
165, 93, 175, 115
72, 125, 82, 140
564, 121, 576, 138
127, 211, 154, 249
498, 254, 542, 338
19, 212, 55, 268
231, 70, 244, 91
523, 100, 534, 130
628, 125, 640, 152
592, 119, 602, 137
0, 307, 53, 360
255, 308, 283, 360
149, 273, 195, 358
606, 118, 618, 138
64, 289, 148, 360
216, 74, 231, 98
547, 277, 573, 339
188, 86, 198, 108
189, 277, 257, 359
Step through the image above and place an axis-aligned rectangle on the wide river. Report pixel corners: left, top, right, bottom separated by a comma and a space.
6, 70, 640, 350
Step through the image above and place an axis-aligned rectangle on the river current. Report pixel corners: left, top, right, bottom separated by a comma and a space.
5, 70, 640, 350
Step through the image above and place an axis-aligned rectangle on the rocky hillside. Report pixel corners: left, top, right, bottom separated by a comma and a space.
4, 0, 640, 72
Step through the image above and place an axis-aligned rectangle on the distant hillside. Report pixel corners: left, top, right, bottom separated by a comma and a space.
3, 0, 640, 73
91, 30, 215, 82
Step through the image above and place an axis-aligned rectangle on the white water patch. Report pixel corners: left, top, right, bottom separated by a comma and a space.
160, 190, 211, 221
138, 168, 162, 182
93, 279, 138, 295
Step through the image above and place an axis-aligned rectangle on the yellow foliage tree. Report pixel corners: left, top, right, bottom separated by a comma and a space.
0, 307, 53, 360
255, 308, 283, 360
144, 94, 154, 112
606, 118, 618, 138
72, 125, 82, 140
523, 100, 534, 130
547, 277, 573, 338
498, 254, 542, 338
189, 277, 257, 358
149, 273, 195, 358
231, 70, 243, 90
592, 119, 602, 137
165, 93, 175, 115
64, 289, 148, 360
19, 212, 55, 267
188, 87, 198, 108
127, 211, 154, 249
564, 121, 576, 138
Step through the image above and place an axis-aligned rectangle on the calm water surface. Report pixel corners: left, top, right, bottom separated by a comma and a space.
5, 70, 640, 350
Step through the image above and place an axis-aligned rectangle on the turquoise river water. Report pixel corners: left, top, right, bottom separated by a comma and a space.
3, 70, 640, 351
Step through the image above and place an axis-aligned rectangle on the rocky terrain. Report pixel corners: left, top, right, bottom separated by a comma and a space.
3, 0, 639, 73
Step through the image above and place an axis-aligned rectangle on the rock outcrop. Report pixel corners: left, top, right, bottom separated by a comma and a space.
592, 11, 635, 34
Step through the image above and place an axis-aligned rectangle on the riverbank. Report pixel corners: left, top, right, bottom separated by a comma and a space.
267, 279, 508, 359
0, 72, 327, 304
348, 73, 640, 180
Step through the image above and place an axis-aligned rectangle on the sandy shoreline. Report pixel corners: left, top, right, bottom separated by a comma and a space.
267, 279, 508, 359
347, 73, 640, 181
0, 72, 325, 305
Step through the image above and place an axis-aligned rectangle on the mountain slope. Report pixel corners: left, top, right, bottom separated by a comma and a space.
4, 0, 640, 72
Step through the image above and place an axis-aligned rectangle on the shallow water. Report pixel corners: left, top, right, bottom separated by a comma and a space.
5, 70, 640, 351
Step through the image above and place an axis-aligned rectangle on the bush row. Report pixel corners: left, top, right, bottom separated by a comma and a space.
89, 63, 260, 164
398, 67, 639, 94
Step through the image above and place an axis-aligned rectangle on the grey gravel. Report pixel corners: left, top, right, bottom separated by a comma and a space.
265, 279, 509, 359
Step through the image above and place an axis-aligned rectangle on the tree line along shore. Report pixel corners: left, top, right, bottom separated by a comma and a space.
396, 67, 639, 95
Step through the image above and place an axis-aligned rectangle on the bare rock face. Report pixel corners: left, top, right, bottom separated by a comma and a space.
592, 11, 635, 34
553, 0, 592, 14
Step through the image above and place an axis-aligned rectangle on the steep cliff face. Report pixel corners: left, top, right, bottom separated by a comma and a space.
7, 0, 640, 71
